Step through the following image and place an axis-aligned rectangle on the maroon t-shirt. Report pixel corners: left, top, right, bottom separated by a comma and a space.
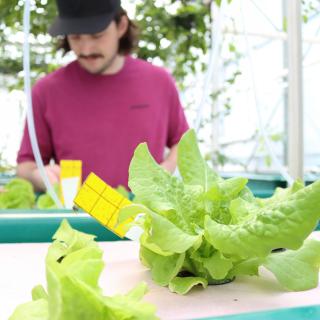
17, 56, 189, 188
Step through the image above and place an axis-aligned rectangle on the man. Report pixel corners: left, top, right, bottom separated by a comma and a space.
17, 0, 189, 191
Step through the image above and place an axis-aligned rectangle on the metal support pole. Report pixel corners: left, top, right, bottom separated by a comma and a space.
287, 0, 304, 181
210, 2, 223, 164
282, 0, 289, 170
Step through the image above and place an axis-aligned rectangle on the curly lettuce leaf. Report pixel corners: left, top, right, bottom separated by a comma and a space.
168, 276, 208, 294
103, 282, 157, 320
205, 180, 320, 259
258, 180, 304, 207
125, 129, 320, 294
263, 239, 320, 291
128, 143, 204, 232
230, 258, 262, 278
177, 129, 219, 190
10, 220, 158, 320
202, 251, 234, 280
32, 285, 48, 301
9, 299, 49, 320
140, 246, 185, 286
205, 177, 248, 202
146, 209, 202, 253
0, 178, 35, 209
36, 185, 59, 209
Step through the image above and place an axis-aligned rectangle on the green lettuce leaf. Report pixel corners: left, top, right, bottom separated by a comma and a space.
146, 209, 202, 253
140, 246, 185, 286
205, 180, 320, 259
103, 282, 157, 320
10, 220, 158, 320
0, 178, 35, 209
202, 251, 233, 280
263, 239, 320, 291
32, 285, 48, 301
205, 177, 248, 202
168, 276, 208, 294
177, 129, 219, 191
258, 180, 304, 207
36, 185, 59, 209
125, 129, 320, 294
9, 299, 49, 320
128, 143, 204, 232
230, 258, 262, 277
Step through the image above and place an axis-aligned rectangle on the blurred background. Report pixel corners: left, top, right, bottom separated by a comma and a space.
0, 0, 320, 200
1, 0, 319, 181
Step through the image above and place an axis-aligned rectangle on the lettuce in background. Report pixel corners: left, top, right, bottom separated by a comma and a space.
0, 178, 35, 209
0, 178, 57, 210
36, 184, 60, 209
121, 129, 320, 294
0, 178, 129, 210
9, 220, 158, 320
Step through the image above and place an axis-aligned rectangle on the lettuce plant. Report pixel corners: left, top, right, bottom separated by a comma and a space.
120, 129, 320, 294
9, 220, 158, 320
0, 178, 35, 209
36, 184, 60, 209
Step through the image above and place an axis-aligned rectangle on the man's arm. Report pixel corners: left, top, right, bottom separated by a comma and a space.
160, 144, 178, 174
17, 161, 60, 192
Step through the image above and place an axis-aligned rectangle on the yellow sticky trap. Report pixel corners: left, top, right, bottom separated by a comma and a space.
60, 160, 82, 208
74, 173, 133, 238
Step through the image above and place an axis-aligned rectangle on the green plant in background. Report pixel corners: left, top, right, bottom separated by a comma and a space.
0, 178, 35, 209
36, 184, 60, 209
0, 0, 214, 88
119, 129, 320, 294
0, 177, 130, 210
0, 0, 234, 89
0, 0, 59, 88
10, 219, 158, 320
0, 177, 62, 210
135, 0, 212, 86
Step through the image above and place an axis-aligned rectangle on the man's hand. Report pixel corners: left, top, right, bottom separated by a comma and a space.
160, 159, 176, 173
31, 164, 61, 185
160, 144, 178, 174
0, 186, 6, 194
17, 161, 60, 192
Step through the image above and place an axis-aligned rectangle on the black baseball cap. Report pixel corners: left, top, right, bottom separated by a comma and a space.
48, 0, 121, 36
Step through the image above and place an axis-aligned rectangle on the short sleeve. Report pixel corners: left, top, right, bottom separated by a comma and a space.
166, 75, 189, 148
16, 82, 54, 165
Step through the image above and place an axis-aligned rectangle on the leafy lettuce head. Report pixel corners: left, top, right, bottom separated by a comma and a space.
36, 184, 60, 209
0, 178, 35, 209
9, 220, 158, 320
121, 129, 320, 294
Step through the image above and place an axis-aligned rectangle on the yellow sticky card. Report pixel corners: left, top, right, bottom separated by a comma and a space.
74, 172, 133, 238
60, 160, 82, 208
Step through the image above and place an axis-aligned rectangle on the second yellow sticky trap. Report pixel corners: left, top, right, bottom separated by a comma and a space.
60, 160, 82, 209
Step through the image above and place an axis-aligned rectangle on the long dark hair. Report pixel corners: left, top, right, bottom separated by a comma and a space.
57, 8, 139, 55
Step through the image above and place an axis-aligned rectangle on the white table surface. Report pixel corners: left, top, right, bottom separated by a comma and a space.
1, 234, 320, 320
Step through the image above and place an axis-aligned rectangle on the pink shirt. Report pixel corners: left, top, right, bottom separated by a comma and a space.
17, 56, 189, 188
